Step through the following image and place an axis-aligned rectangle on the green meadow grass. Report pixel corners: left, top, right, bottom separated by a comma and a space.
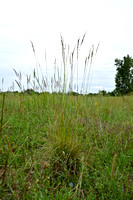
0, 35, 133, 199
0, 92, 133, 199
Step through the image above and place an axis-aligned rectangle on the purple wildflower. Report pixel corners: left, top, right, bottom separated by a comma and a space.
69, 182, 73, 187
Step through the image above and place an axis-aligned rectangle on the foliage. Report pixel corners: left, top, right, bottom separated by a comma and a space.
24, 88, 35, 95
98, 90, 107, 96
115, 55, 133, 95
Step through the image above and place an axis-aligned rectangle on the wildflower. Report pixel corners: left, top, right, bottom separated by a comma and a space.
95, 102, 98, 106
69, 182, 73, 187
36, 179, 39, 183
34, 188, 37, 192
28, 186, 31, 190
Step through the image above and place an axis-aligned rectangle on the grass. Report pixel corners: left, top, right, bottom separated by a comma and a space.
0, 93, 133, 199
0, 35, 133, 199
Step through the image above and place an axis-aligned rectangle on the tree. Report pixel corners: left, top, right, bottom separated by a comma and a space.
98, 90, 107, 96
115, 55, 133, 95
24, 89, 35, 95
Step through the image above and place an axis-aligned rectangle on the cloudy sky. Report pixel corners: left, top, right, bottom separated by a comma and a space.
0, 0, 133, 93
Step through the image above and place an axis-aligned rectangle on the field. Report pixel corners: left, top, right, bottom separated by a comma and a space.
0, 92, 133, 199
0, 36, 133, 199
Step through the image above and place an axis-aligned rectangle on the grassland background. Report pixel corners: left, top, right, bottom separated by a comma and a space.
0, 92, 133, 199
0, 36, 133, 199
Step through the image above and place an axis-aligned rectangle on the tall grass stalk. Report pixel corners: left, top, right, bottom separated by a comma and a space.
2, 153, 9, 185
61, 35, 66, 93
0, 93, 5, 141
5, 135, 13, 155
111, 153, 117, 179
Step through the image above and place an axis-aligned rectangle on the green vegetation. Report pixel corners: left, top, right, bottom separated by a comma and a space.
0, 92, 133, 199
115, 55, 133, 95
0, 35, 133, 199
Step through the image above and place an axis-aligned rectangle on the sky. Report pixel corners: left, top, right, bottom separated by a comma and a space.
0, 0, 133, 93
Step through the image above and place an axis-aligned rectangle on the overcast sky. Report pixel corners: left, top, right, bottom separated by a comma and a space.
0, 0, 133, 93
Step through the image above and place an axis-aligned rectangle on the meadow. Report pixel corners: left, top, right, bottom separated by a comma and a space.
0, 92, 133, 199
0, 36, 133, 199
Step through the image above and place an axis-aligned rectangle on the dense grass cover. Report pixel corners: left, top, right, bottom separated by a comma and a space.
0, 92, 133, 199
